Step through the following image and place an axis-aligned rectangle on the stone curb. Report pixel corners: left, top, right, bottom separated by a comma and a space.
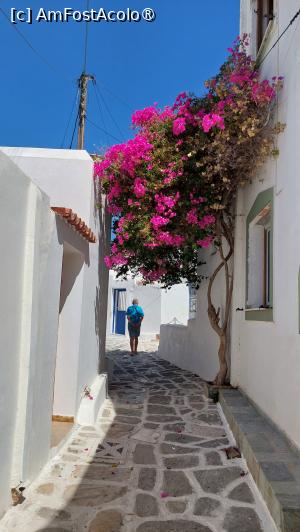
220, 389, 300, 532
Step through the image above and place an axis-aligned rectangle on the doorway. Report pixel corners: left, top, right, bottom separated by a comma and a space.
112, 289, 127, 334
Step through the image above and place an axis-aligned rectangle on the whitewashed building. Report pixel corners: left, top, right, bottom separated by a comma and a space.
0, 147, 110, 517
107, 271, 189, 338
160, 0, 300, 450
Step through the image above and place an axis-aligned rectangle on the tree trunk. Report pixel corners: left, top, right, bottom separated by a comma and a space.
214, 331, 228, 386
206, 210, 234, 386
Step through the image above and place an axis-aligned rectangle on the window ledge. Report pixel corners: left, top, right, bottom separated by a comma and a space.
245, 307, 273, 322
245, 307, 273, 312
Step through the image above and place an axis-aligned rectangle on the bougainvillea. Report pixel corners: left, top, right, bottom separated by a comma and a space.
94, 36, 281, 289
94, 35, 283, 385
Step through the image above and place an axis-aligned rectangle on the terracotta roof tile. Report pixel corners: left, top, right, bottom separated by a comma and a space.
51, 207, 96, 243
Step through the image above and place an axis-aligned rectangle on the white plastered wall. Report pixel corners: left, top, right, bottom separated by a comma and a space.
230, 0, 300, 449
106, 273, 162, 337
159, 248, 226, 380
0, 148, 109, 514
161, 284, 189, 325
0, 151, 62, 513
1, 147, 109, 417
107, 274, 189, 337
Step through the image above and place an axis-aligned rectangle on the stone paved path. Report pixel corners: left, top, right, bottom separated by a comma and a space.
0, 336, 278, 532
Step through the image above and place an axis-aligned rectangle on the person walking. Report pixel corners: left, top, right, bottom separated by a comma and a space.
126, 298, 144, 355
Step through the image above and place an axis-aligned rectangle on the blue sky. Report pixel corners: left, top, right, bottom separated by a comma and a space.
0, 1, 240, 152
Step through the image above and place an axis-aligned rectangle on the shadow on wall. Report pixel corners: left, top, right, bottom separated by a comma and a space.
94, 185, 111, 374
58, 244, 85, 314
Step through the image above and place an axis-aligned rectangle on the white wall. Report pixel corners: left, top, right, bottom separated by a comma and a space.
1, 147, 109, 415
0, 153, 34, 515
107, 273, 162, 337
230, 0, 300, 449
53, 241, 85, 417
161, 284, 189, 325
107, 275, 189, 337
0, 147, 109, 516
0, 152, 62, 514
0, 147, 92, 222
159, 249, 226, 381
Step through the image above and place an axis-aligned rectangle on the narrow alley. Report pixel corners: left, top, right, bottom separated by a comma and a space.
0, 337, 277, 532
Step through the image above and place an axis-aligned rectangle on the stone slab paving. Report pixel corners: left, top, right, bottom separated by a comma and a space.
0, 336, 278, 532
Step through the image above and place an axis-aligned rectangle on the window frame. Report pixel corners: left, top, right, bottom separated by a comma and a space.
256, 0, 274, 53
245, 187, 274, 322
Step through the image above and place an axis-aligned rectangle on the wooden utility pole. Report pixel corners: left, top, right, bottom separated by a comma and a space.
77, 73, 95, 150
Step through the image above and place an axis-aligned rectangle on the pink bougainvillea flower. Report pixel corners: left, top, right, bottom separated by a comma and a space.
186, 209, 198, 225
132, 106, 158, 126
159, 107, 174, 121
198, 214, 216, 229
197, 236, 214, 248
133, 178, 147, 198
111, 253, 128, 266
202, 113, 225, 133
150, 216, 170, 231
140, 268, 167, 281
173, 117, 186, 136
107, 183, 122, 202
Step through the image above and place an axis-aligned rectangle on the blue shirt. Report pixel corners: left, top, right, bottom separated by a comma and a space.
126, 304, 144, 324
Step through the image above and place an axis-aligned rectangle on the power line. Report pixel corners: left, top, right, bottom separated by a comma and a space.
86, 116, 123, 143
99, 83, 133, 111
92, 82, 109, 145
83, 0, 90, 72
257, 6, 300, 67
69, 109, 80, 149
94, 82, 126, 140
0, 7, 71, 83
60, 87, 80, 148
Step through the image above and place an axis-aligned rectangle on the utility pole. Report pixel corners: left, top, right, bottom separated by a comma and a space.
77, 73, 95, 150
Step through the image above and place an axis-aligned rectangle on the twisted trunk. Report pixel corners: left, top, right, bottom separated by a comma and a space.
207, 209, 234, 386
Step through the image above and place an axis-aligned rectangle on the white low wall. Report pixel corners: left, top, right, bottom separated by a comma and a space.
159, 249, 226, 381
161, 284, 189, 325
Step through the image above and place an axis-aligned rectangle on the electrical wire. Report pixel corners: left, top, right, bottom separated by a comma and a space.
92, 81, 109, 145
94, 82, 126, 141
99, 82, 133, 111
85, 116, 123, 143
83, 0, 90, 73
257, 6, 300, 67
0, 7, 72, 83
60, 87, 80, 148
69, 109, 79, 149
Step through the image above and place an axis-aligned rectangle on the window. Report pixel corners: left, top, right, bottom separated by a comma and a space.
246, 188, 273, 321
189, 286, 197, 319
256, 0, 274, 52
